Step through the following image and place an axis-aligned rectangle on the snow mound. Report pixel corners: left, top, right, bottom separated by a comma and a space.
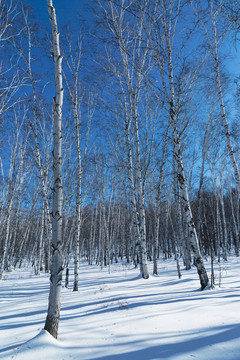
1, 329, 64, 360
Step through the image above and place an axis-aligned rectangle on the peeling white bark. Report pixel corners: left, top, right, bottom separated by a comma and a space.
44, 0, 63, 339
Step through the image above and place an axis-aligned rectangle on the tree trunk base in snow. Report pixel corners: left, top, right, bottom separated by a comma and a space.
65, 267, 69, 288
73, 281, 78, 291
44, 314, 60, 339
195, 257, 209, 290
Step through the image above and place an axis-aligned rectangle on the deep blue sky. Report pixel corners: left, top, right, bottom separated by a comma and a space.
28, 0, 91, 27
26, 0, 239, 75
25, 0, 240, 92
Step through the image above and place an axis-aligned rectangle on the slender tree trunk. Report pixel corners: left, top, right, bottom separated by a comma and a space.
44, 0, 64, 339
173, 131, 209, 289
219, 168, 228, 261
25, 12, 53, 257
73, 113, 82, 290
125, 122, 148, 277
0, 138, 26, 279
229, 184, 239, 256
153, 126, 169, 275
137, 0, 208, 288
132, 98, 149, 279
211, 14, 240, 192
7, 167, 24, 272
196, 113, 212, 238
73, 123, 82, 290
166, 13, 208, 288
36, 204, 45, 275
0, 198, 13, 279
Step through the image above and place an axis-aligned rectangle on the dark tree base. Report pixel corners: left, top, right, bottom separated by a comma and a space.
44, 314, 59, 339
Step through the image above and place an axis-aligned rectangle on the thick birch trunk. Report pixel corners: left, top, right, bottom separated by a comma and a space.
44, 0, 63, 339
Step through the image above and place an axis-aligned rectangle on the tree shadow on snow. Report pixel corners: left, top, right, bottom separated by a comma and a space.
94, 323, 240, 360
0, 341, 26, 353
60, 286, 240, 321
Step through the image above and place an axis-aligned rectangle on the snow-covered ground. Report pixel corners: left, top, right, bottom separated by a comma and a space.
1, 257, 240, 360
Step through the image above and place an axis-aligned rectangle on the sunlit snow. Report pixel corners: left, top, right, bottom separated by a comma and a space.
1, 257, 240, 359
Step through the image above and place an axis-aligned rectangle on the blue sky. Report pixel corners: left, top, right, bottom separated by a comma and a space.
26, 0, 240, 75
28, 0, 90, 27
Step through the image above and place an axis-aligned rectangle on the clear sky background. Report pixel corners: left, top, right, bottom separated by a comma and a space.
28, 0, 90, 26
24, 0, 240, 106
26, 0, 239, 75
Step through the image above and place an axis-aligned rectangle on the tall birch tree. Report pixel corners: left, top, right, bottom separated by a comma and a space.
63, 31, 92, 291
97, 0, 157, 279
137, 0, 209, 289
44, 0, 64, 339
192, 0, 240, 192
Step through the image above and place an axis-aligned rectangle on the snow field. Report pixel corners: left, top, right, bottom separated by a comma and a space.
0, 257, 240, 359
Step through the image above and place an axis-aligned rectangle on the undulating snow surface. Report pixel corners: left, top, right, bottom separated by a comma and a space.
1, 257, 240, 359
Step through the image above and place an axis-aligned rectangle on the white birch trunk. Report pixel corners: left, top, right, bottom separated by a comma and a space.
44, 0, 63, 339
132, 97, 149, 279
165, 3, 208, 289
100, 0, 149, 278
125, 123, 141, 260
219, 160, 228, 260
193, 1, 240, 191
153, 126, 170, 275
63, 44, 92, 290
196, 114, 212, 238
211, 12, 240, 193
24, 8, 53, 248
73, 110, 82, 292
0, 131, 26, 278
0, 197, 13, 279
7, 165, 24, 272
137, 0, 208, 288
173, 126, 209, 289
36, 204, 45, 275
229, 184, 239, 256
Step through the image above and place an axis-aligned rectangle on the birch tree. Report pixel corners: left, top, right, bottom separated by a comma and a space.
97, 0, 158, 279
44, 0, 64, 339
0, 0, 24, 116
191, 0, 240, 258
0, 109, 29, 279
153, 124, 170, 275
192, 0, 240, 194
136, 0, 209, 289
22, 6, 53, 263
62, 31, 92, 290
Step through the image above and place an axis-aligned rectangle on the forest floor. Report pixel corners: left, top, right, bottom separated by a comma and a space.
1, 256, 240, 360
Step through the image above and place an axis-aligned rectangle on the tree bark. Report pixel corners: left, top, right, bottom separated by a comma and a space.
44, 0, 63, 339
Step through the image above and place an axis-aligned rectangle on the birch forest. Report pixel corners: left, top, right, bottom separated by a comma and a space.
1, 0, 240, 331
